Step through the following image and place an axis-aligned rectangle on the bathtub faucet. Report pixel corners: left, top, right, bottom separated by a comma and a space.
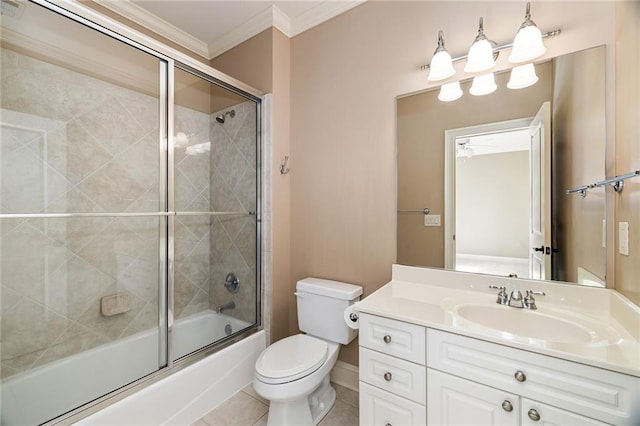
215, 300, 236, 313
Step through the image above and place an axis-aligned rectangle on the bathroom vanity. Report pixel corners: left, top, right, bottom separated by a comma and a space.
355, 265, 640, 425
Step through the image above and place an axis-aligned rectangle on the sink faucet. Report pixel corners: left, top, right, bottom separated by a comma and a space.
523, 290, 546, 310
488, 285, 508, 305
508, 289, 524, 308
489, 286, 546, 309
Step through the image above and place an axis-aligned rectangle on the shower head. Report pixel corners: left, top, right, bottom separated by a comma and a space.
216, 109, 236, 124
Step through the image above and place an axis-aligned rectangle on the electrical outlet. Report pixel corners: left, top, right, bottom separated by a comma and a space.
425, 214, 441, 227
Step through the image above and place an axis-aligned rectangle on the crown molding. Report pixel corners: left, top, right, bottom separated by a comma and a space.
208, 5, 291, 59
93, 0, 366, 60
94, 0, 210, 59
290, 0, 366, 37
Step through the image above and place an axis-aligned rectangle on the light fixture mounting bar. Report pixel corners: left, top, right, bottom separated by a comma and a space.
420, 28, 561, 71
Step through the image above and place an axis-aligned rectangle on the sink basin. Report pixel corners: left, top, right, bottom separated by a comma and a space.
455, 304, 595, 344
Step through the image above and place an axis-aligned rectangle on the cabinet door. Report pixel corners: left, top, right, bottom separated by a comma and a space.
360, 382, 426, 426
521, 399, 610, 426
427, 369, 519, 426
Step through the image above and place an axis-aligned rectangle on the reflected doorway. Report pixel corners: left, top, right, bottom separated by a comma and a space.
444, 118, 534, 279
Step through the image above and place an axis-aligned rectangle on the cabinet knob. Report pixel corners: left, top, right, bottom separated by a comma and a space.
383, 334, 392, 343
384, 372, 392, 381
385, 424, 392, 426
527, 408, 541, 421
514, 370, 527, 382
501, 400, 513, 412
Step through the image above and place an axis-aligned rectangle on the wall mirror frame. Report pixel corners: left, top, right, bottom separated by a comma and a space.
397, 45, 608, 289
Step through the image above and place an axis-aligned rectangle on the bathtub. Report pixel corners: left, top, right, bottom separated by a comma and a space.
1, 311, 265, 425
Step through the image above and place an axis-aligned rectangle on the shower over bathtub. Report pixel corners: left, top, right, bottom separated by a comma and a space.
2, 312, 260, 425
0, 0, 264, 424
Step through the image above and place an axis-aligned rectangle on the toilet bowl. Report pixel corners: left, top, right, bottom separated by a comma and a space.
253, 278, 362, 426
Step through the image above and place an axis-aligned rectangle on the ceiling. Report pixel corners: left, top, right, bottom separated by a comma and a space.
457, 128, 530, 157
96, 0, 365, 60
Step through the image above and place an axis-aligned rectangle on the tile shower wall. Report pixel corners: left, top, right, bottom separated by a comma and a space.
209, 101, 257, 324
0, 47, 210, 378
174, 104, 212, 319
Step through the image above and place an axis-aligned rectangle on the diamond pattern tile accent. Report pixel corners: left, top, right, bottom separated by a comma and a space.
1, 47, 259, 384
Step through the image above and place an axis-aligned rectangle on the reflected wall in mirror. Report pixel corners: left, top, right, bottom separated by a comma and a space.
397, 46, 606, 287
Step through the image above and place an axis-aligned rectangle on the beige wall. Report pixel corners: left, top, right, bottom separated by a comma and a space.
397, 63, 553, 268
552, 47, 607, 283
614, 1, 640, 305
165, 1, 626, 365
290, 1, 614, 366
211, 28, 292, 345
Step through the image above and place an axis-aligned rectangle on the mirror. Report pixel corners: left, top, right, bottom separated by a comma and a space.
397, 46, 606, 287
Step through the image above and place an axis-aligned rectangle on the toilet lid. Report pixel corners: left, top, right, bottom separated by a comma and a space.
255, 334, 328, 384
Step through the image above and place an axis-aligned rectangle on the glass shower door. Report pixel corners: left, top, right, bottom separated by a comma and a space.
1, 2, 167, 424
171, 66, 259, 361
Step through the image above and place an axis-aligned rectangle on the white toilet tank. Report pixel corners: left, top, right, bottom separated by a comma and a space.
296, 278, 363, 345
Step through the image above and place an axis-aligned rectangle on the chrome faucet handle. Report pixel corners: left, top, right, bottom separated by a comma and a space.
524, 290, 546, 310
508, 289, 524, 308
489, 285, 508, 305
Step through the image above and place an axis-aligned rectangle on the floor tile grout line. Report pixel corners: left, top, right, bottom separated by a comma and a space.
240, 389, 269, 408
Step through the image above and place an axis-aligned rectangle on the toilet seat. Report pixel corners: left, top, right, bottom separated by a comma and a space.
255, 334, 328, 384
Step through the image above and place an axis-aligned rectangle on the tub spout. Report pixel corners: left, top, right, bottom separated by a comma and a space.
215, 300, 235, 313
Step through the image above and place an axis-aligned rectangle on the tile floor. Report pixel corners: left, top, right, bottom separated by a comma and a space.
192, 382, 359, 426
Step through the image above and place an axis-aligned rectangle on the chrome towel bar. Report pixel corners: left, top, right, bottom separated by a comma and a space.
398, 208, 430, 215
566, 169, 639, 197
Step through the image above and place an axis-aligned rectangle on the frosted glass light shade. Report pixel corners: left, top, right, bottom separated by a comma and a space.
509, 25, 546, 63
507, 63, 539, 89
465, 18, 496, 74
428, 50, 456, 82
438, 81, 463, 102
464, 38, 495, 73
469, 73, 497, 96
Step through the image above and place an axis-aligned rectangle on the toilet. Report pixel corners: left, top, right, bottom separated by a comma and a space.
253, 278, 362, 425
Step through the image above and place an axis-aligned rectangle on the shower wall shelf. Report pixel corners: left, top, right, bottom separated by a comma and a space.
566, 169, 639, 197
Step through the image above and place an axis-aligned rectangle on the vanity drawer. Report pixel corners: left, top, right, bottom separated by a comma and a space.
360, 347, 426, 404
360, 382, 426, 426
427, 329, 640, 425
359, 313, 426, 364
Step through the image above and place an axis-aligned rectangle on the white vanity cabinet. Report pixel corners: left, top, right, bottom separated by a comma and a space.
359, 313, 427, 425
427, 329, 638, 425
358, 313, 639, 426
427, 369, 608, 425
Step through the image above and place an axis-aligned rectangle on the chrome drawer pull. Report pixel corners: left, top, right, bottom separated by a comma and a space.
501, 400, 513, 412
383, 372, 392, 381
383, 334, 392, 343
514, 370, 527, 382
528, 408, 541, 421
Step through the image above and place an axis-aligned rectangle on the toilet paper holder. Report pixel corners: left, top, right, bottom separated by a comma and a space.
348, 312, 358, 322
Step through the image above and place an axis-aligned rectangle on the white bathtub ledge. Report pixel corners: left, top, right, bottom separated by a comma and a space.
80, 331, 266, 425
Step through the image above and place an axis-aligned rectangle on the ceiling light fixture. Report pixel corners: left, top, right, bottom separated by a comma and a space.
464, 18, 496, 74
470, 72, 497, 96
421, 3, 560, 102
428, 31, 456, 82
507, 63, 539, 89
438, 81, 463, 102
509, 2, 546, 63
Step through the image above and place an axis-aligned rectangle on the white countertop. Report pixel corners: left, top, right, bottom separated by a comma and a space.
355, 265, 640, 377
